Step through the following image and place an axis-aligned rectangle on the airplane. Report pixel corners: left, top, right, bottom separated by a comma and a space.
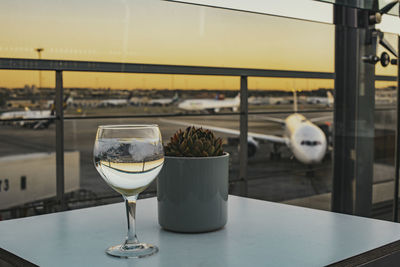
98, 99, 128, 107
98, 91, 134, 107
248, 96, 269, 105
0, 107, 54, 129
148, 92, 179, 106
0, 96, 69, 129
162, 92, 331, 165
178, 93, 240, 113
306, 91, 334, 107
268, 96, 289, 105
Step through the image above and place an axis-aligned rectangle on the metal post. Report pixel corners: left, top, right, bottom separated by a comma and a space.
332, 5, 376, 216
239, 76, 248, 196
394, 34, 400, 222
35, 48, 43, 90
55, 70, 65, 210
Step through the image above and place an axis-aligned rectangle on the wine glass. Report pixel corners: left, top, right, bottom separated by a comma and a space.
93, 124, 164, 258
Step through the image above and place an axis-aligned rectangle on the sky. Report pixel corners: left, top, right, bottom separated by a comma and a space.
0, 0, 397, 90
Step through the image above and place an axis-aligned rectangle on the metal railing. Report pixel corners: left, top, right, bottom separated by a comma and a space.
0, 57, 397, 210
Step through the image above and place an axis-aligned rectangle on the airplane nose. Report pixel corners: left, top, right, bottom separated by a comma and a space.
308, 158, 321, 164
310, 148, 325, 163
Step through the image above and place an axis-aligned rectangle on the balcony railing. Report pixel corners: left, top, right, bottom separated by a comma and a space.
0, 57, 397, 210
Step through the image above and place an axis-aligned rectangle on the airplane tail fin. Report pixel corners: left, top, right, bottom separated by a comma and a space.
327, 91, 334, 106
50, 95, 70, 116
127, 91, 134, 100
63, 94, 70, 103
172, 92, 179, 102
235, 93, 241, 104
293, 90, 298, 113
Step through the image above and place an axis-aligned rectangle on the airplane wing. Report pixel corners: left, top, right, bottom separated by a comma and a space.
251, 115, 285, 124
159, 119, 288, 144
309, 115, 332, 123
32, 119, 54, 130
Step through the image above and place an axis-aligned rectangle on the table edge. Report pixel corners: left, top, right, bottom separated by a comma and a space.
326, 239, 400, 266
0, 247, 38, 267
2, 239, 400, 267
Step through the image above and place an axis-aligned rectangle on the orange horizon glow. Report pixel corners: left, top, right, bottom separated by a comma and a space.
0, 0, 396, 90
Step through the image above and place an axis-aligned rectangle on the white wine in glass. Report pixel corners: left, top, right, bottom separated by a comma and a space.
93, 125, 164, 258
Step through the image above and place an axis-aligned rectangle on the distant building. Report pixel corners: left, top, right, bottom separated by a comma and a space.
6, 98, 37, 109
6, 97, 53, 109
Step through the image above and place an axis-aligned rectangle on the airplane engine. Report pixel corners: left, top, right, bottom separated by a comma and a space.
214, 108, 220, 113
228, 137, 258, 157
248, 142, 257, 157
247, 137, 259, 157
232, 107, 238, 112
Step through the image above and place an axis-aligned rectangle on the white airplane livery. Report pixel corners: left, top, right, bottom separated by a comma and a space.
162, 92, 329, 165
306, 91, 334, 107
178, 94, 240, 113
99, 99, 128, 107
283, 113, 327, 164
148, 92, 179, 106
0, 108, 54, 129
0, 96, 70, 129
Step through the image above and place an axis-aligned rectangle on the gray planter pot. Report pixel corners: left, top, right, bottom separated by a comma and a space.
157, 153, 229, 233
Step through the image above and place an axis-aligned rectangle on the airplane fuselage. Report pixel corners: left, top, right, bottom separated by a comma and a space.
99, 99, 128, 107
284, 114, 327, 164
306, 92, 334, 107
1, 110, 51, 120
178, 96, 239, 112
0, 110, 53, 128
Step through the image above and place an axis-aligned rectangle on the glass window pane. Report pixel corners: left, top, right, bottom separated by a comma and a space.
372, 30, 398, 220
0, 0, 333, 72
248, 77, 333, 209
375, 32, 398, 76
313, 0, 399, 16
0, 70, 59, 220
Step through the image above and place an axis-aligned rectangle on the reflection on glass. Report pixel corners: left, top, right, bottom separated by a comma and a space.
375, 32, 398, 76
374, 80, 397, 214
313, 0, 399, 16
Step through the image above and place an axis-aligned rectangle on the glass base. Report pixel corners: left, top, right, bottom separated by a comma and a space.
106, 243, 158, 258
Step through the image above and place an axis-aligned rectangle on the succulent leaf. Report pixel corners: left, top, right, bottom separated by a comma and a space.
164, 126, 224, 157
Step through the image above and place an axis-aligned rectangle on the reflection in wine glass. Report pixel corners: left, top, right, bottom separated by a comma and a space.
93, 125, 164, 258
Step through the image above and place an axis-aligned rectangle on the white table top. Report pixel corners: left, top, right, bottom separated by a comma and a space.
1, 196, 400, 266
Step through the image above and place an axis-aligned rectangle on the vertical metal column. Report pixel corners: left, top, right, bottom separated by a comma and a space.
332, 5, 376, 216
394, 34, 400, 222
55, 70, 65, 210
239, 76, 248, 196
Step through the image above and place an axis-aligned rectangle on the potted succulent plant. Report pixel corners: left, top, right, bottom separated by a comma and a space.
157, 126, 229, 233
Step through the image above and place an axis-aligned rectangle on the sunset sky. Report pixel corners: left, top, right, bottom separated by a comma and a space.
0, 0, 397, 90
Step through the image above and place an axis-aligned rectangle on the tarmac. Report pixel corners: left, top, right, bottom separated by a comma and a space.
0, 104, 397, 219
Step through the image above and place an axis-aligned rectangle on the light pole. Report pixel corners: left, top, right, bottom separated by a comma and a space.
35, 48, 44, 89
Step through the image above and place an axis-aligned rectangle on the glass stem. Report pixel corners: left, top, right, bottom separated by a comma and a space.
123, 195, 139, 249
